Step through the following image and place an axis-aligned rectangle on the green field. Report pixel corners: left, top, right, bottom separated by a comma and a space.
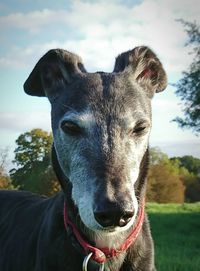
146, 203, 200, 271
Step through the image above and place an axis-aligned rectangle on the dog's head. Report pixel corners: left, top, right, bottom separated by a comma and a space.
24, 46, 167, 232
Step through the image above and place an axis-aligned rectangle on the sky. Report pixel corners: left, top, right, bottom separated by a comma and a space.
0, 0, 200, 170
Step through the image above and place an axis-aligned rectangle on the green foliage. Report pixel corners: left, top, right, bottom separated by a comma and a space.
13, 129, 53, 169
185, 179, 200, 203
147, 148, 200, 203
170, 155, 200, 202
174, 20, 200, 133
147, 203, 200, 271
0, 172, 13, 190
147, 148, 185, 203
171, 155, 200, 175
10, 129, 60, 196
147, 162, 185, 203
149, 147, 168, 165
0, 147, 14, 190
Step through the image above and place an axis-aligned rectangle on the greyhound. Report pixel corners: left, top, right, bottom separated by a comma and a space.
0, 46, 167, 271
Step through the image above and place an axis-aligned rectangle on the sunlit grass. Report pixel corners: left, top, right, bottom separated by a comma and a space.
146, 202, 200, 213
146, 202, 200, 271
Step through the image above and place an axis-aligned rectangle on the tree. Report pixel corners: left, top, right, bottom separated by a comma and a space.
185, 178, 200, 202
13, 129, 53, 169
171, 155, 200, 176
149, 147, 168, 165
173, 20, 200, 133
0, 147, 14, 189
171, 155, 200, 202
10, 129, 60, 196
146, 148, 185, 203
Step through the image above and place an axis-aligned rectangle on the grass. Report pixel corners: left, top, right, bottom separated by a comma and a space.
146, 203, 200, 271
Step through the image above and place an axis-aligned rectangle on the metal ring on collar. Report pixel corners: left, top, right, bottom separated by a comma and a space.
82, 252, 105, 271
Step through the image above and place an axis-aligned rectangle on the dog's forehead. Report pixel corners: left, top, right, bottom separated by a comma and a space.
52, 72, 151, 125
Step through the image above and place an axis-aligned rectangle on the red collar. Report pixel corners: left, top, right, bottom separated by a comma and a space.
63, 201, 145, 264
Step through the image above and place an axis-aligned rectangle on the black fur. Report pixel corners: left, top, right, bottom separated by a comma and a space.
0, 149, 155, 271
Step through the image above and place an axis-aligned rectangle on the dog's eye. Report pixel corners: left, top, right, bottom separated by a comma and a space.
61, 121, 81, 136
132, 123, 148, 135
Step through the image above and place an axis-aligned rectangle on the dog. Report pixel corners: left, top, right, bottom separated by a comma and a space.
0, 46, 167, 271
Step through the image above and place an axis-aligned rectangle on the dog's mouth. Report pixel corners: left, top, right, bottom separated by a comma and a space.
77, 213, 121, 236
77, 210, 137, 240
76, 217, 131, 250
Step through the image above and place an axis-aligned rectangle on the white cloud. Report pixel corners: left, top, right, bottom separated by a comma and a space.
152, 96, 180, 112
0, 42, 61, 69
0, 9, 69, 34
0, 111, 51, 132
0, 0, 199, 74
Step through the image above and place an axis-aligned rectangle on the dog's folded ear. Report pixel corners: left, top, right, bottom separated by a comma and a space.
113, 46, 167, 96
24, 49, 86, 98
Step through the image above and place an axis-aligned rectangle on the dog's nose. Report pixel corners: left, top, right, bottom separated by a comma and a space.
94, 208, 134, 228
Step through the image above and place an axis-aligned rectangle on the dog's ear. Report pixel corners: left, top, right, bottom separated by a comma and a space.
113, 46, 167, 97
24, 49, 86, 99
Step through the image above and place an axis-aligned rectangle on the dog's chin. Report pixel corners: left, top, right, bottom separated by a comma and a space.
80, 218, 135, 250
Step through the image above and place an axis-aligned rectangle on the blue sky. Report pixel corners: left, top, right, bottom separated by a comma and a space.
0, 0, 200, 169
